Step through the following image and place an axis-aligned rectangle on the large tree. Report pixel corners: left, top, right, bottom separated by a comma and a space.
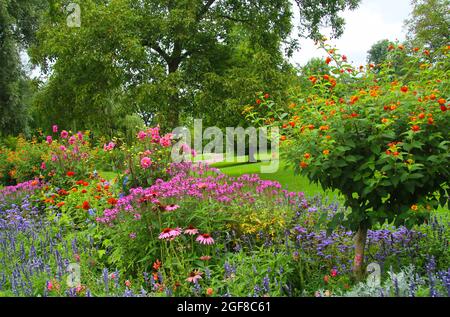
31, 0, 361, 132
404, 0, 450, 59
0, 0, 44, 136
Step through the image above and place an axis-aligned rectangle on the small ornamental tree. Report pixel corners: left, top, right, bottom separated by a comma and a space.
248, 41, 450, 280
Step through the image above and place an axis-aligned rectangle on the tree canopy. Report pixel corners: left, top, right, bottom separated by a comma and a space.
29, 0, 361, 134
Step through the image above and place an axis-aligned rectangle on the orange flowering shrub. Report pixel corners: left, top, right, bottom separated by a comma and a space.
249, 41, 449, 279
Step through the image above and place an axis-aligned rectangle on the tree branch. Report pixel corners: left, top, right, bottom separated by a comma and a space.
196, 0, 216, 22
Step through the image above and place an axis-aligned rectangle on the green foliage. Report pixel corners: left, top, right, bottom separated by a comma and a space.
0, 0, 45, 136
30, 0, 361, 132
404, 0, 450, 60
254, 41, 450, 231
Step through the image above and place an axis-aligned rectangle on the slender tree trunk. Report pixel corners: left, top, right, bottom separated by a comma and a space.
353, 221, 368, 281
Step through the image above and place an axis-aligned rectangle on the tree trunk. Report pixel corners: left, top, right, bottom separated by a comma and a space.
353, 221, 368, 281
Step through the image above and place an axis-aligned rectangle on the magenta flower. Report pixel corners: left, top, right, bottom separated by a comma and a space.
158, 228, 182, 240
129, 232, 137, 239
46, 136, 52, 145
52, 125, 58, 133
165, 204, 180, 211
140, 157, 152, 169
184, 225, 199, 235
61, 130, 69, 138
196, 233, 215, 245
40, 162, 46, 170
68, 136, 76, 145
159, 136, 172, 148
137, 131, 147, 140
77, 131, 83, 140
103, 142, 115, 151
59, 145, 66, 152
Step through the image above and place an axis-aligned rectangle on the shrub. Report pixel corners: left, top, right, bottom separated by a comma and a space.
248, 41, 450, 279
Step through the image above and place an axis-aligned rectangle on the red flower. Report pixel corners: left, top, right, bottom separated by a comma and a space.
438, 98, 446, 105
107, 197, 118, 206
400, 86, 408, 93
342, 55, 347, 62
411, 125, 420, 132
81, 189, 87, 194
323, 275, 330, 284
325, 57, 332, 64
67, 171, 75, 177
256, 99, 262, 105
264, 93, 270, 99
82, 201, 90, 210
153, 259, 161, 271
440, 105, 447, 112
350, 112, 359, 118
300, 161, 308, 169
58, 189, 69, 196
330, 269, 338, 277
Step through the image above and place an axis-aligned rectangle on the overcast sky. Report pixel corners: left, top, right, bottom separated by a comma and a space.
291, 0, 413, 67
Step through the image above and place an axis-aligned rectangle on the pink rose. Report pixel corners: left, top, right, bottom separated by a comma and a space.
140, 157, 152, 169
137, 131, 147, 140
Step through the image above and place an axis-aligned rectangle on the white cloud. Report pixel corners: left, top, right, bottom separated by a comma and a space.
290, 0, 413, 67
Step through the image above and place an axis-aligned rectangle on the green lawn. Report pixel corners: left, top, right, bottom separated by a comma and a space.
211, 155, 340, 200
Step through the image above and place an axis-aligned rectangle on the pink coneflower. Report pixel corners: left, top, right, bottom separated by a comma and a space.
196, 233, 215, 245
186, 270, 203, 283
165, 204, 179, 211
46, 135, 52, 145
184, 225, 199, 236
103, 142, 115, 151
61, 130, 69, 138
197, 182, 207, 189
52, 125, 58, 133
158, 228, 181, 240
